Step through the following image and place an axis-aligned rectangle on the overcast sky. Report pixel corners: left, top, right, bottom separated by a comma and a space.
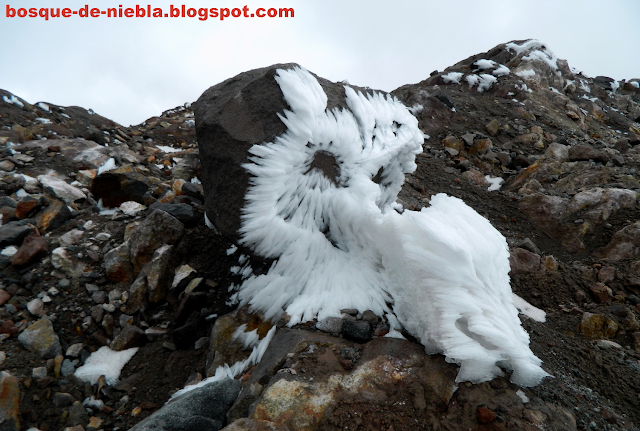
2, 0, 639, 126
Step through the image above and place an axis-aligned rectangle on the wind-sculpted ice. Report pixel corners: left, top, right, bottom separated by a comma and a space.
233, 66, 549, 386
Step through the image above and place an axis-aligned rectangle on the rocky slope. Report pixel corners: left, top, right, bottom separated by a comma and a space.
0, 39, 639, 431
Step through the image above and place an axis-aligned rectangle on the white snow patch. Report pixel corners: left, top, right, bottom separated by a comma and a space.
516, 389, 529, 403
549, 87, 562, 95
226, 244, 238, 255
61, 113, 71, 119
171, 325, 276, 399
474, 59, 496, 70
516, 69, 536, 79
512, 294, 546, 322
506, 39, 558, 70
485, 175, 504, 191
629, 81, 639, 89
74, 346, 138, 385
234, 67, 548, 387
157, 145, 181, 153
15, 189, 28, 198
384, 330, 406, 340
1, 246, 18, 257
442, 72, 464, 84
492, 65, 510, 77
505, 39, 544, 55
36, 118, 52, 124
190, 177, 201, 184
610, 81, 620, 93
2, 95, 24, 108
96, 199, 117, 215
466, 74, 497, 92
579, 80, 591, 93
36, 102, 50, 112
97, 158, 116, 175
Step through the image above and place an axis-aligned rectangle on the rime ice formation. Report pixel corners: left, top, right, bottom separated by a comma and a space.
229, 66, 548, 386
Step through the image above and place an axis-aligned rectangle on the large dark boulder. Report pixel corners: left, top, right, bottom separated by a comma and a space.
129, 378, 242, 431
194, 64, 373, 243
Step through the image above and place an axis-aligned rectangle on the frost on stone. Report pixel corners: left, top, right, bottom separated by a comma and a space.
506, 39, 558, 71
516, 69, 536, 79
474, 59, 496, 70
466, 74, 498, 93
232, 66, 548, 387
492, 65, 510, 77
442, 72, 464, 84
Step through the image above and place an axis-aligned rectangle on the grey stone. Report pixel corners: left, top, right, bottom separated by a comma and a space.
361, 310, 379, 325
0, 220, 34, 248
129, 378, 242, 431
32, 366, 47, 379
60, 359, 76, 377
128, 210, 184, 276
148, 202, 196, 225
342, 320, 372, 343
53, 392, 75, 408
66, 343, 84, 358
315, 317, 343, 335
68, 400, 90, 427
92, 290, 107, 304
17, 318, 62, 359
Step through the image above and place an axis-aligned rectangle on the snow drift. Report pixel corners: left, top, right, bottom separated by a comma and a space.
219, 66, 548, 386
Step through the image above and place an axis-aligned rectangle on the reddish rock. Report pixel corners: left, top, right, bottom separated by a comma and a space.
477, 405, 497, 424
590, 283, 610, 303
0, 289, 11, 306
110, 324, 145, 351
0, 320, 19, 336
469, 138, 492, 155
486, 119, 500, 136
104, 241, 133, 283
509, 248, 541, 276
598, 266, 616, 283
11, 233, 49, 266
442, 135, 465, 153
35, 199, 71, 234
16, 195, 39, 219
0, 371, 21, 431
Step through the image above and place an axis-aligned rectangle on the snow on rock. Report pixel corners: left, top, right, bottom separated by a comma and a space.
492, 65, 510, 77
216, 66, 548, 387
74, 346, 138, 385
37, 175, 86, 206
2, 94, 24, 108
97, 157, 117, 175
506, 39, 558, 71
442, 72, 464, 84
474, 59, 497, 70
466, 74, 498, 92
516, 69, 536, 79
237, 66, 422, 324
485, 175, 504, 191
